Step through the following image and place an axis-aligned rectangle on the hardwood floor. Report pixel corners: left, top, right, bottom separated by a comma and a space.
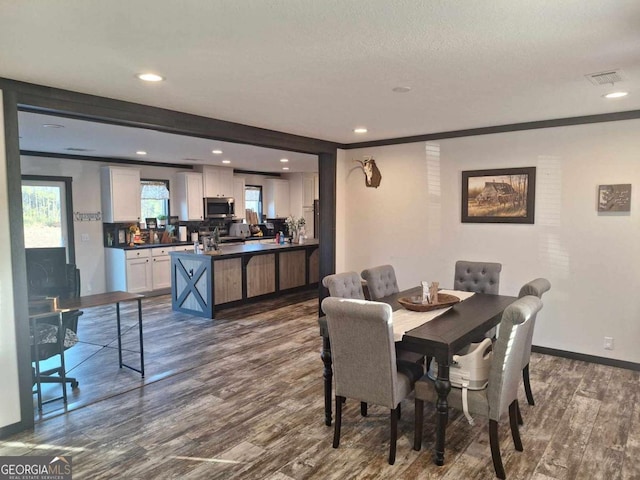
2, 292, 640, 479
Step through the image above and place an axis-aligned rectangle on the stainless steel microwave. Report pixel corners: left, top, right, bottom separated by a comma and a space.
204, 197, 235, 218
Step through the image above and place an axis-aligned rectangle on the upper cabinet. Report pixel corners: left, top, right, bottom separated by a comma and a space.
233, 177, 246, 220
264, 178, 290, 219
101, 166, 141, 223
175, 172, 204, 221
303, 173, 319, 207
198, 166, 234, 198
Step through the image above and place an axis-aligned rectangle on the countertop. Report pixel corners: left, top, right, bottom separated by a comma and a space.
114, 236, 277, 250
169, 238, 319, 257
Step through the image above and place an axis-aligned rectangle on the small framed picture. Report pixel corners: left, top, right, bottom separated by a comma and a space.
462, 167, 536, 224
598, 184, 631, 212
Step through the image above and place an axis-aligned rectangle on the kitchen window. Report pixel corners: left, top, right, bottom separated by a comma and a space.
141, 179, 170, 221
245, 185, 262, 221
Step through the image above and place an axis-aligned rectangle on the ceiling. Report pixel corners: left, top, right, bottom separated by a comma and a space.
2, 1, 640, 165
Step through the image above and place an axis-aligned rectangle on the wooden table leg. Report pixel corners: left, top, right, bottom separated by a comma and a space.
434, 362, 451, 466
321, 336, 333, 426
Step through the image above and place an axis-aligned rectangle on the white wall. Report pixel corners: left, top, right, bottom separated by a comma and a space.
337, 119, 640, 363
0, 90, 22, 429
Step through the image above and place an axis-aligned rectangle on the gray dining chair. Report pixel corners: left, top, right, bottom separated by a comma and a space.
360, 265, 399, 301
455, 260, 502, 339
454, 260, 502, 294
414, 295, 543, 479
321, 296, 423, 465
518, 278, 551, 408
322, 271, 366, 300
361, 264, 427, 368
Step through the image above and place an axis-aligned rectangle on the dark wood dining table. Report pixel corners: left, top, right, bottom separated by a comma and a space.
318, 287, 517, 466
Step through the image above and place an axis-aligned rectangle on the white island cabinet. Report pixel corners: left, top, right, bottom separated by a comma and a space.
101, 166, 141, 223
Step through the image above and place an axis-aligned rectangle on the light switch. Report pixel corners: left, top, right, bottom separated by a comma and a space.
81, 233, 90, 242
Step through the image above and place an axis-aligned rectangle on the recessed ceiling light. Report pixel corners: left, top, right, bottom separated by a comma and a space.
280, 158, 289, 163
137, 73, 164, 82
42, 124, 64, 128
212, 149, 223, 154
392, 86, 412, 93
222, 160, 231, 164
136, 151, 147, 155
603, 91, 629, 99
282, 167, 290, 171
354, 127, 368, 134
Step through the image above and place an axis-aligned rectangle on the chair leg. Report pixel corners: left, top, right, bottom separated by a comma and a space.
398, 403, 401, 420
333, 396, 344, 448
414, 398, 424, 451
523, 364, 535, 406
389, 405, 399, 465
489, 419, 506, 480
516, 400, 523, 426
361, 401, 368, 417
509, 400, 523, 451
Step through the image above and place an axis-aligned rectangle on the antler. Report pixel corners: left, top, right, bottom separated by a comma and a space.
353, 159, 364, 167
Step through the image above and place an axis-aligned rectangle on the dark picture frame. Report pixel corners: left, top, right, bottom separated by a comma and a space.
462, 167, 536, 224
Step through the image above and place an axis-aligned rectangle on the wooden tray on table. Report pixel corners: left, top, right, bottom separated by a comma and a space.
397, 293, 460, 312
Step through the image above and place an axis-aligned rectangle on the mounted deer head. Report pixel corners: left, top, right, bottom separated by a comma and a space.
354, 156, 382, 188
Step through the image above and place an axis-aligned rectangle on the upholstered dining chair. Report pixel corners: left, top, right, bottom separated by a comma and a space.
518, 278, 551, 408
455, 260, 502, 340
322, 271, 366, 300
360, 265, 427, 369
360, 265, 399, 301
413, 295, 543, 479
454, 260, 502, 294
321, 297, 423, 465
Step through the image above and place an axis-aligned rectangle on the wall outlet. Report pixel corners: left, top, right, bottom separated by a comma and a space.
81, 233, 90, 242
604, 336, 614, 350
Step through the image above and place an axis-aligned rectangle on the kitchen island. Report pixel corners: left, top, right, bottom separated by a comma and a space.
170, 239, 319, 318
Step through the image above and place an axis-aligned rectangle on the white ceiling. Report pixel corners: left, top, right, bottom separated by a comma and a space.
2, 1, 640, 163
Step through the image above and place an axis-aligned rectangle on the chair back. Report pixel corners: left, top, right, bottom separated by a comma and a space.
321, 297, 400, 409
454, 260, 502, 294
518, 278, 551, 369
487, 296, 542, 421
322, 272, 365, 299
361, 265, 399, 300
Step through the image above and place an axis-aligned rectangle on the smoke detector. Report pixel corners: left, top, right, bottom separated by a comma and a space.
585, 69, 624, 86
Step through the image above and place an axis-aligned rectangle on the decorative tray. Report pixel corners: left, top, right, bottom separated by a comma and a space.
397, 293, 460, 312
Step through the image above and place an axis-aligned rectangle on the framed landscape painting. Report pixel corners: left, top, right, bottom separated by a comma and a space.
462, 167, 536, 224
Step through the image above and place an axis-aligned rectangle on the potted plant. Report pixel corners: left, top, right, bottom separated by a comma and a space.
157, 214, 167, 227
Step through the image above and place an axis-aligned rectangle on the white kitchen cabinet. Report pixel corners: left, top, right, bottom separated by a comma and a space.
264, 178, 290, 218
303, 173, 319, 207
175, 172, 204, 221
199, 166, 234, 198
106, 246, 175, 293
233, 177, 246, 219
151, 246, 172, 290
106, 248, 152, 293
101, 166, 141, 222
303, 205, 315, 239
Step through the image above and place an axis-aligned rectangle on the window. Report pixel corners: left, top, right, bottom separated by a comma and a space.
245, 185, 262, 221
22, 176, 70, 255
141, 179, 170, 222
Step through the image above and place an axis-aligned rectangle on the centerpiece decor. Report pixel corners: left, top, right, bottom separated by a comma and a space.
285, 216, 306, 243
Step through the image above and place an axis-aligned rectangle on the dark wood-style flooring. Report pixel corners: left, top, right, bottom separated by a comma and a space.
2, 292, 639, 479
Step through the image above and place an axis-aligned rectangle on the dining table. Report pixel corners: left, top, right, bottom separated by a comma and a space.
318, 286, 517, 466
